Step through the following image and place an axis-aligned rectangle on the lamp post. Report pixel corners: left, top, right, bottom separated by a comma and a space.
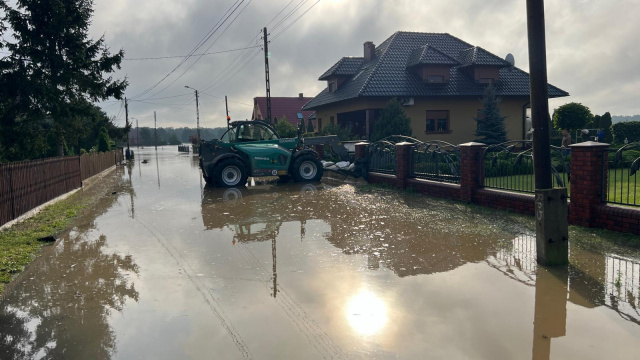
185, 86, 201, 142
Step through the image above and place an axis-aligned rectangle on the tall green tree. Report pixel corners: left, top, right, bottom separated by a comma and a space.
600, 111, 613, 143
475, 85, 508, 145
97, 126, 111, 152
299, 117, 306, 133
371, 98, 412, 142
552, 103, 593, 133
1, 0, 127, 156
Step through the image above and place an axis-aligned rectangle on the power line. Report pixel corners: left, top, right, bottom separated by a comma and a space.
272, 0, 320, 41
200, 92, 253, 106
140, 0, 253, 100
123, 46, 260, 61
129, 0, 246, 100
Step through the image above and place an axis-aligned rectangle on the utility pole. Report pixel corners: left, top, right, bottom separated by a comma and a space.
263, 27, 272, 124
225, 95, 230, 130
527, 0, 568, 265
154, 111, 158, 151
136, 119, 140, 149
125, 97, 130, 158
195, 89, 201, 142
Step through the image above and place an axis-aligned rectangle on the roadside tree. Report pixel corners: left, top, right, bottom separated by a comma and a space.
1, 0, 128, 157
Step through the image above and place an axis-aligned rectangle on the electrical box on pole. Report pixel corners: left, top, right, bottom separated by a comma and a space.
263, 27, 272, 124
527, 0, 568, 265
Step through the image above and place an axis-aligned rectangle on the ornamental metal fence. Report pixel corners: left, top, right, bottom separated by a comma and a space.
367, 139, 397, 174
410, 140, 461, 184
482, 140, 569, 194
605, 143, 640, 206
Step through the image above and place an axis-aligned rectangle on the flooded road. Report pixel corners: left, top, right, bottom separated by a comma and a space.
2, 146, 640, 359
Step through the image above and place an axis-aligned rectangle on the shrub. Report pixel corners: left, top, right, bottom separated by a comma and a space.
611, 121, 640, 144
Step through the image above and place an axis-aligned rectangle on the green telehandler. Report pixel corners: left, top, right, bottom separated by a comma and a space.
198, 120, 351, 187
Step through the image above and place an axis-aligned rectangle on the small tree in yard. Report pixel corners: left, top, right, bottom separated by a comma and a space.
371, 98, 412, 142
475, 85, 508, 145
274, 116, 298, 138
552, 102, 593, 133
97, 127, 111, 152
600, 111, 613, 143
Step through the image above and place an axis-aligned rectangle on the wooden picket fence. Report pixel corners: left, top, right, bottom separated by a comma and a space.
0, 150, 123, 227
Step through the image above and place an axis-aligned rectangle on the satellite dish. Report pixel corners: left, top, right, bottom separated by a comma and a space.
505, 53, 515, 72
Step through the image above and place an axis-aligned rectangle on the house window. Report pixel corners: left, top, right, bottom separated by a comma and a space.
478, 78, 494, 84
328, 81, 336, 92
425, 110, 450, 133
427, 75, 444, 83
318, 118, 323, 131
330, 116, 335, 126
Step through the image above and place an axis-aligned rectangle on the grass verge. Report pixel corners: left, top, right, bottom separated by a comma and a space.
0, 195, 89, 293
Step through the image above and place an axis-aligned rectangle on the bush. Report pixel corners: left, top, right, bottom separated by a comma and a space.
611, 121, 640, 144
97, 127, 111, 152
320, 124, 354, 141
274, 119, 298, 138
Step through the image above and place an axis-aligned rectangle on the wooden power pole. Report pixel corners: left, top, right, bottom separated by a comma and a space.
154, 111, 157, 151
125, 97, 130, 157
263, 27, 272, 124
527, 0, 568, 265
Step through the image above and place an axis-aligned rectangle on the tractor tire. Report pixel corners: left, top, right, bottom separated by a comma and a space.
291, 155, 323, 182
214, 158, 248, 187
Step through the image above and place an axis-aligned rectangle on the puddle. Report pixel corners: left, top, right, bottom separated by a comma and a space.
1, 146, 639, 359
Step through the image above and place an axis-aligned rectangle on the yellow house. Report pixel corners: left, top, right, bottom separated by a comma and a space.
302, 31, 568, 144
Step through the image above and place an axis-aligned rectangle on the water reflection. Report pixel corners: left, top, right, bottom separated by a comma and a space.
346, 290, 388, 336
488, 234, 640, 359
0, 173, 139, 359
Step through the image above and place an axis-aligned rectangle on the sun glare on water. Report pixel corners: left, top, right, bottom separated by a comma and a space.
346, 290, 388, 336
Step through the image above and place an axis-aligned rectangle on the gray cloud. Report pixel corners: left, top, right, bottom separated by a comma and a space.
90, 0, 640, 129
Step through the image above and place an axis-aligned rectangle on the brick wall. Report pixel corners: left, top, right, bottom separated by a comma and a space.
355, 139, 640, 236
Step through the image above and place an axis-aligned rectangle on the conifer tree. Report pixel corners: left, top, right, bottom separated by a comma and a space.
371, 98, 412, 142
475, 85, 508, 145
307, 117, 315, 133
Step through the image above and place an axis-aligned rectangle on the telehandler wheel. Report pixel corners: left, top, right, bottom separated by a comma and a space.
214, 158, 248, 187
291, 155, 323, 182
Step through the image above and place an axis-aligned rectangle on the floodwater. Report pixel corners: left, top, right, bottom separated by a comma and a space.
1, 146, 640, 360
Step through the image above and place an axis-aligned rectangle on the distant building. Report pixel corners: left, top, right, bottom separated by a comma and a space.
302, 31, 569, 142
251, 93, 315, 127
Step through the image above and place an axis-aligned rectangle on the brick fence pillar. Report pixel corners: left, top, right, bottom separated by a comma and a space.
459, 142, 486, 203
395, 142, 414, 187
354, 142, 368, 159
569, 141, 608, 227
312, 144, 324, 160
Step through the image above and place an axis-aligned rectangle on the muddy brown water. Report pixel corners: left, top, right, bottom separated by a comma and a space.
1, 146, 639, 359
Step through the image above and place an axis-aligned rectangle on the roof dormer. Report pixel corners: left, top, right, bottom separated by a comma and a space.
319, 57, 365, 92
406, 45, 459, 84
458, 46, 511, 84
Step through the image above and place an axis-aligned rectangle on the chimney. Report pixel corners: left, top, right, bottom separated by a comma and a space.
364, 41, 376, 61
299, 93, 303, 99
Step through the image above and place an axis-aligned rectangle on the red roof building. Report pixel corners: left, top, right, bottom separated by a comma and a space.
252, 93, 315, 127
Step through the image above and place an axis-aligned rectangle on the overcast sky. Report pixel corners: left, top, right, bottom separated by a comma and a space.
88, 0, 640, 129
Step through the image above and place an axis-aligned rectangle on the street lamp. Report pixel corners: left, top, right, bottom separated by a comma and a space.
185, 86, 201, 142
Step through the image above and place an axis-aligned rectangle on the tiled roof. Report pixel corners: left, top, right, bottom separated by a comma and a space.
318, 57, 365, 80
303, 31, 569, 110
406, 44, 460, 67
458, 46, 511, 67
253, 97, 315, 125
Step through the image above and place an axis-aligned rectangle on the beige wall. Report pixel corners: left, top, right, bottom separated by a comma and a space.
312, 96, 529, 144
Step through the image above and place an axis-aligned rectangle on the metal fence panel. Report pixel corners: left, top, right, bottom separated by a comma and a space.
483, 141, 569, 194
411, 141, 461, 184
367, 140, 397, 174
606, 144, 640, 206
